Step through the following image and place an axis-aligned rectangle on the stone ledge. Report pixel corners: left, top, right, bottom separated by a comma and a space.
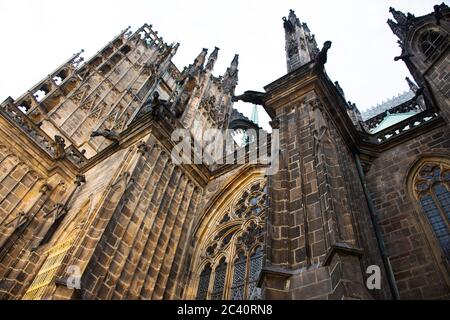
323, 242, 364, 267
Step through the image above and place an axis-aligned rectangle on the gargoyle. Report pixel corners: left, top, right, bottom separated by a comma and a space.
91, 129, 120, 142
314, 41, 332, 71
232, 91, 266, 106
394, 52, 414, 61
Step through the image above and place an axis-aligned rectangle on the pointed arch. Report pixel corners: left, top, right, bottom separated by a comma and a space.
188, 166, 267, 300
406, 154, 450, 281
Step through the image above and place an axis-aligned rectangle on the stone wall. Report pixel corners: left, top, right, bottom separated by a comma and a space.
365, 126, 450, 299
262, 85, 383, 300
48, 135, 204, 300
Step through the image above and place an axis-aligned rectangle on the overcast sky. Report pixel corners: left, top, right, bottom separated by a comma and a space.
0, 0, 441, 130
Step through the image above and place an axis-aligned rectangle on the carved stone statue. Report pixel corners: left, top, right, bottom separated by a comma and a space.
54, 135, 66, 160
91, 129, 120, 142
434, 4, 443, 25
148, 91, 164, 118
142, 90, 172, 120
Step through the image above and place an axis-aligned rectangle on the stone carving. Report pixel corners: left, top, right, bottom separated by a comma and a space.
0, 100, 56, 157
143, 91, 166, 119
314, 41, 332, 71
387, 7, 416, 41
389, 7, 409, 25
269, 118, 280, 129
65, 146, 87, 166
137, 141, 149, 155
283, 17, 295, 34
75, 174, 86, 186
54, 135, 66, 160
171, 66, 199, 117
90, 129, 120, 142
232, 91, 265, 106
311, 98, 328, 143
434, 4, 443, 25
287, 39, 299, 58
222, 55, 239, 94
394, 51, 414, 61
39, 182, 51, 195
205, 47, 219, 71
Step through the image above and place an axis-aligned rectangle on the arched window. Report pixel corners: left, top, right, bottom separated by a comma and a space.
195, 264, 211, 300
230, 251, 246, 300
413, 162, 450, 264
211, 258, 228, 300
194, 180, 267, 300
247, 247, 264, 300
419, 30, 448, 62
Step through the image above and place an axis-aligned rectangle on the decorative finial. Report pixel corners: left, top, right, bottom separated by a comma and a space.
206, 47, 220, 71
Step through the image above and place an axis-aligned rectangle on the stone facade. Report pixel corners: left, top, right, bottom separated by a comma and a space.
0, 4, 449, 300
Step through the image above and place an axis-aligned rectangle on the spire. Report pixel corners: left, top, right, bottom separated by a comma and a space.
250, 105, 259, 125
205, 47, 220, 71
406, 77, 418, 93
172, 42, 180, 54
222, 54, 239, 94
193, 48, 208, 69
387, 7, 416, 42
283, 9, 319, 73
387, 19, 405, 42
389, 7, 409, 25
231, 54, 239, 67
179, 48, 208, 81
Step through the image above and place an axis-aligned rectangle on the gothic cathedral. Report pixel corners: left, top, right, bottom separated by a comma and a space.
0, 4, 449, 300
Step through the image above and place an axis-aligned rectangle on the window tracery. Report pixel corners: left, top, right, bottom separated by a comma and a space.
194, 180, 267, 300
413, 162, 450, 264
418, 29, 448, 62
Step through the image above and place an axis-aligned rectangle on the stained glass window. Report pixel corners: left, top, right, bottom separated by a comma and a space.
211, 258, 227, 300
248, 248, 263, 300
230, 252, 246, 300
414, 163, 450, 264
196, 264, 211, 300
195, 180, 266, 300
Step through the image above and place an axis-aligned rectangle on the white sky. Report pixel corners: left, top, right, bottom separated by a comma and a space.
0, 0, 441, 131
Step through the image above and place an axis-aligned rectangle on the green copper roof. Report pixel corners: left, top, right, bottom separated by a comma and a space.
370, 111, 419, 133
